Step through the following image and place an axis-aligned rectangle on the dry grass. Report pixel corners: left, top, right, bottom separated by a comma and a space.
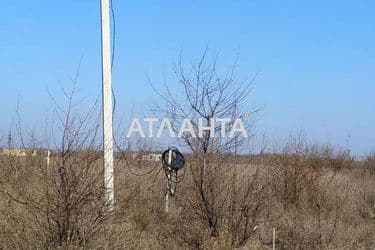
0, 145, 374, 249
1, 52, 374, 249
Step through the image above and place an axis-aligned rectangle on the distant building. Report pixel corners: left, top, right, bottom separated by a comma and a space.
1, 148, 37, 157
132, 152, 162, 162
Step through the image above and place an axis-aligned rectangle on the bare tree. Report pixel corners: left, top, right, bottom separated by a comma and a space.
151, 48, 262, 245
152, 48, 258, 154
0, 79, 112, 248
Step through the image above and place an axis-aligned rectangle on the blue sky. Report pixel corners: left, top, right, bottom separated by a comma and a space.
0, 1, 374, 154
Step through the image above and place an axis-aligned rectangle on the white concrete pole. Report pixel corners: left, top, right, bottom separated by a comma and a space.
100, 0, 114, 209
47, 150, 50, 169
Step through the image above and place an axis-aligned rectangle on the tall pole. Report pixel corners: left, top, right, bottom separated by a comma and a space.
100, 0, 114, 209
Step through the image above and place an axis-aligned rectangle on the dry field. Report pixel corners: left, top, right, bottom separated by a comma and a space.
1, 50, 373, 249
0, 147, 374, 249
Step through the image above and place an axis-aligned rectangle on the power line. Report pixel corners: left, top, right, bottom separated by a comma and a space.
109, 0, 117, 122
110, 0, 116, 71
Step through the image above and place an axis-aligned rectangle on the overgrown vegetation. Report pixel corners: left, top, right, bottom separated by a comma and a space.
0, 51, 374, 249
1, 140, 374, 249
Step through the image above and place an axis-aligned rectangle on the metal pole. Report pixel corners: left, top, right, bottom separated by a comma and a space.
100, 0, 114, 209
165, 147, 172, 213
273, 227, 276, 250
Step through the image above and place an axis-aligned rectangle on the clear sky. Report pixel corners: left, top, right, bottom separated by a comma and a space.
1, 1, 374, 154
